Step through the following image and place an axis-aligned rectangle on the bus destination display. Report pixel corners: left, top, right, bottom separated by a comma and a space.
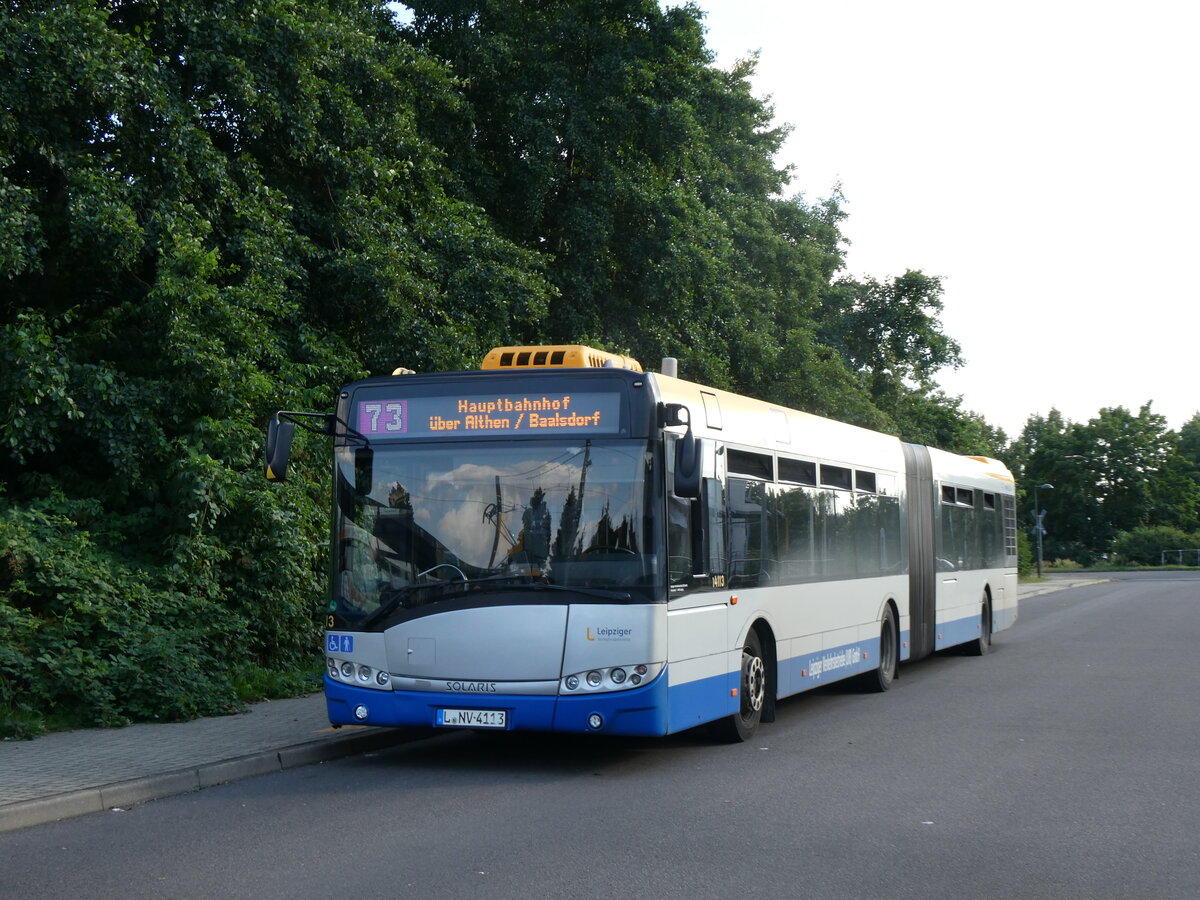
356, 391, 621, 438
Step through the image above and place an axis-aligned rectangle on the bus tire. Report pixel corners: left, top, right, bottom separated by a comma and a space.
965, 594, 992, 656
861, 605, 898, 693
716, 629, 766, 742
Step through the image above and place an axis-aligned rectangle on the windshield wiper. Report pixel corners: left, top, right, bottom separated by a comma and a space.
359, 565, 467, 629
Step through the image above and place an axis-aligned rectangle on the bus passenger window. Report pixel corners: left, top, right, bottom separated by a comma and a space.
774, 484, 817, 583
728, 478, 765, 586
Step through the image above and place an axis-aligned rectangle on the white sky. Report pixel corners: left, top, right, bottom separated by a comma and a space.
693, 0, 1200, 438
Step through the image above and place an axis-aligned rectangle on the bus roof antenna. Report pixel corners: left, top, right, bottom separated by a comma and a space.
661, 358, 678, 378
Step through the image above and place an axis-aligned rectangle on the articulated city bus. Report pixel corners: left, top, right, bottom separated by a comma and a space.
264, 345, 1017, 741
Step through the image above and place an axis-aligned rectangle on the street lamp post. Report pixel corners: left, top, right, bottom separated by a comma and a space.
1033, 483, 1054, 578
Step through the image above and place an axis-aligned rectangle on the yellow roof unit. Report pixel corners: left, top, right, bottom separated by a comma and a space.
967, 455, 1017, 484
481, 345, 643, 373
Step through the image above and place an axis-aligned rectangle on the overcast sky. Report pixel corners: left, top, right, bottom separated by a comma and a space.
692, 0, 1199, 437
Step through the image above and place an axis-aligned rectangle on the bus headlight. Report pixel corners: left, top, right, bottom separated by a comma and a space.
327, 658, 393, 691
560, 663, 663, 694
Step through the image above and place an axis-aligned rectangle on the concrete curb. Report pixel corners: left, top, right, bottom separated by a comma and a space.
0, 728, 415, 835
1018, 577, 1109, 598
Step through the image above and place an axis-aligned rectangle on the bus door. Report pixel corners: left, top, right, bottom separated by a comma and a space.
664, 436, 731, 731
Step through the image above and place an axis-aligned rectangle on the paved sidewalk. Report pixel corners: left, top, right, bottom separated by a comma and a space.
0, 693, 416, 834
1, 576, 1108, 835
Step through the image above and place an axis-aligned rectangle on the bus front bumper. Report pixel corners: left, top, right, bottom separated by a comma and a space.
324, 672, 670, 737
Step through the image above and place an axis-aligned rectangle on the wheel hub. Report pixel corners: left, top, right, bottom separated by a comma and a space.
744, 653, 765, 712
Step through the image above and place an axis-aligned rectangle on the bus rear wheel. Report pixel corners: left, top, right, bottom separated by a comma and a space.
860, 605, 898, 693
965, 595, 992, 656
716, 629, 766, 742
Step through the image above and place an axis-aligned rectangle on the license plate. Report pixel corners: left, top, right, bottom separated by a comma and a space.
437, 708, 507, 729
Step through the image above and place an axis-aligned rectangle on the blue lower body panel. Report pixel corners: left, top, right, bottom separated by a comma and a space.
325, 672, 670, 736
666, 670, 739, 734
935, 612, 984, 650
779, 637, 878, 694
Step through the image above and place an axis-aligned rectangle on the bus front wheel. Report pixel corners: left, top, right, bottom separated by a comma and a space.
716, 629, 766, 742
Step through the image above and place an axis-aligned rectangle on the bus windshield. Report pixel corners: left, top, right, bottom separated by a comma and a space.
333, 439, 660, 623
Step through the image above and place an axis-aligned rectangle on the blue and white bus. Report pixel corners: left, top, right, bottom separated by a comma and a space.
265, 345, 1018, 741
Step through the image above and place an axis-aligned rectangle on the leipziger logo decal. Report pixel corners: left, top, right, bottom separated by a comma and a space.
586, 626, 633, 642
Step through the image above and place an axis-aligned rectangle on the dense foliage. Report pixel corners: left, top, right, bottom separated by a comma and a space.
0, 0, 551, 737
9, 0, 1182, 737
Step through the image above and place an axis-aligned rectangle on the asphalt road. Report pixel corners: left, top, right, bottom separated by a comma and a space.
3, 572, 1199, 899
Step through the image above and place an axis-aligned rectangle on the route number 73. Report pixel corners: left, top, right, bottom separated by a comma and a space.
363, 401, 406, 433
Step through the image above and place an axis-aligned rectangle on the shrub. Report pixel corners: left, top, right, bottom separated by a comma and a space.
1111, 525, 1200, 567
1, 496, 249, 737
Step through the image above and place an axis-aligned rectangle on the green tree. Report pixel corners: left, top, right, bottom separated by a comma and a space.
1018, 410, 1103, 563
0, 0, 549, 736
820, 270, 963, 405
1152, 413, 1200, 532
1178, 413, 1200, 464
814, 269, 988, 447
403, 0, 867, 404
1020, 404, 1176, 563
1080, 404, 1172, 538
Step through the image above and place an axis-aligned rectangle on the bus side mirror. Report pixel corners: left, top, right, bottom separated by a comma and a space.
264, 414, 295, 482
674, 431, 703, 499
664, 403, 702, 499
